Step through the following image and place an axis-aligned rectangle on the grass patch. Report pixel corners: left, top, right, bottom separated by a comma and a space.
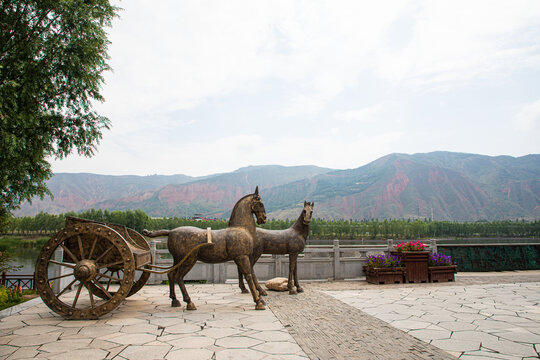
0, 287, 38, 311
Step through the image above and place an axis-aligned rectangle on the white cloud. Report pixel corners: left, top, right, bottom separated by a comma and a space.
52, 1, 540, 176
515, 98, 540, 131
377, 1, 540, 89
334, 105, 383, 123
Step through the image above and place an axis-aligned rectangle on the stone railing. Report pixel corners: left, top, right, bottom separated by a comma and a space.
146, 239, 438, 284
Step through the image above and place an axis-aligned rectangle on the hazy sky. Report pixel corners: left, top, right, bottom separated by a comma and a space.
51, 0, 540, 177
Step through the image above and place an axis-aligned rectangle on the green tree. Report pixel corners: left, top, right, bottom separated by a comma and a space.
0, 0, 118, 228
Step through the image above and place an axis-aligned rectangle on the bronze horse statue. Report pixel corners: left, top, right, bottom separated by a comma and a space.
238, 201, 314, 295
142, 187, 267, 310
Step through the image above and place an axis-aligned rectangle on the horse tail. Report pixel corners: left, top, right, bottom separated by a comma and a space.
141, 229, 170, 237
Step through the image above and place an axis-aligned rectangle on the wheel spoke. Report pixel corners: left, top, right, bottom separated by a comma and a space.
95, 272, 122, 282
72, 283, 83, 308
48, 272, 75, 282
94, 245, 114, 263
86, 284, 95, 308
98, 260, 124, 269
60, 244, 79, 263
57, 278, 78, 297
49, 259, 76, 269
105, 270, 112, 291
77, 235, 85, 259
88, 236, 98, 259
92, 279, 112, 299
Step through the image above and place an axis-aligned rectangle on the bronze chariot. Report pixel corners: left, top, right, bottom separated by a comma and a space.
35, 216, 211, 320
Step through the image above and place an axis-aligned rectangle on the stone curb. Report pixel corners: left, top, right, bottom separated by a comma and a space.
0, 296, 43, 319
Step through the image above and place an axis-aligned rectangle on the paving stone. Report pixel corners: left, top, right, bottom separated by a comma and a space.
103, 332, 156, 345
437, 321, 478, 331
47, 348, 109, 360
12, 325, 59, 335
390, 319, 432, 330
77, 324, 122, 337
198, 327, 242, 339
120, 323, 160, 335
253, 341, 305, 355
164, 335, 215, 348
117, 344, 171, 360
0, 345, 17, 357
430, 338, 481, 352
248, 330, 295, 342
245, 321, 284, 331
39, 338, 92, 353
408, 328, 452, 341
459, 350, 523, 359
451, 330, 498, 342
481, 338, 538, 357
496, 330, 540, 343
166, 348, 214, 360
215, 348, 267, 360
5, 345, 39, 360
8, 332, 59, 347
215, 336, 262, 348
163, 322, 202, 334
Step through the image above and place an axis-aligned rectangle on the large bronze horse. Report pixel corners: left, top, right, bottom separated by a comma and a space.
142, 187, 267, 310
238, 201, 314, 295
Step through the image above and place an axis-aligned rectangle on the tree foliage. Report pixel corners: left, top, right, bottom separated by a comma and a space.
0, 0, 118, 227
4, 209, 540, 239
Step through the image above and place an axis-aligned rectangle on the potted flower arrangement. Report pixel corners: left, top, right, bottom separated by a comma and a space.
364, 254, 405, 284
391, 241, 429, 283
428, 253, 458, 282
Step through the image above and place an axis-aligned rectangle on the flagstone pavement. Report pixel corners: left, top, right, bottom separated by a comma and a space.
0, 271, 539, 360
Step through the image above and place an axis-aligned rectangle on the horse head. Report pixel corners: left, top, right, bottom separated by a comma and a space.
251, 186, 267, 225
302, 201, 314, 225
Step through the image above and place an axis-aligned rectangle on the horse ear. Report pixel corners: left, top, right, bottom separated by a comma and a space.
311, 202, 314, 206
304, 201, 307, 206
254, 186, 259, 195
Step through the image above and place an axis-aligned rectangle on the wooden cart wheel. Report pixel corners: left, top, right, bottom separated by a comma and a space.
125, 228, 151, 296
90, 227, 151, 299
35, 223, 135, 319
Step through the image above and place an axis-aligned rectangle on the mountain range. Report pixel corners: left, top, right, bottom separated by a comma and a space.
15, 152, 540, 221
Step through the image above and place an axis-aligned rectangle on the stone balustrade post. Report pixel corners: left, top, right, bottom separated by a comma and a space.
430, 239, 437, 254
333, 239, 342, 280
149, 240, 158, 284
387, 239, 394, 254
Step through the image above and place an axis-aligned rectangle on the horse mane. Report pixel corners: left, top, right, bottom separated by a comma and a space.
228, 192, 256, 227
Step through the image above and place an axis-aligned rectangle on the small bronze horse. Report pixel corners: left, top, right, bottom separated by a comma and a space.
238, 201, 314, 295
143, 187, 267, 310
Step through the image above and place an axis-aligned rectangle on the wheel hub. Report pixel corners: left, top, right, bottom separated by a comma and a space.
74, 259, 97, 282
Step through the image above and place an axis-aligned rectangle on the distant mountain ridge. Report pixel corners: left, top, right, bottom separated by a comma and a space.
15, 152, 540, 221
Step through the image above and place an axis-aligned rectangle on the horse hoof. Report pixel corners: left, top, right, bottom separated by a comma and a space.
186, 302, 197, 311
241, 289, 249, 294
289, 289, 298, 295
259, 298, 266, 305
259, 290, 268, 296
296, 287, 304, 293
171, 299, 181, 307
255, 303, 265, 310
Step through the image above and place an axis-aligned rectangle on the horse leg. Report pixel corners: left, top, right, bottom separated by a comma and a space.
168, 269, 181, 307
251, 255, 267, 296
293, 253, 303, 293
288, 253, 298, 295
174, 255, 199, 310
237, 266, 249, 294
235, 256, 265, 310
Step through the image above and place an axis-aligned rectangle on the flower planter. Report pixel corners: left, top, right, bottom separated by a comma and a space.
392, 251, 429, 283
366, 267, 405, 284
429, 265, 458, 282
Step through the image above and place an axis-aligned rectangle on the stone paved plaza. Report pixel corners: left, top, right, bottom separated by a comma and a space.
0, 271, 539, 359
